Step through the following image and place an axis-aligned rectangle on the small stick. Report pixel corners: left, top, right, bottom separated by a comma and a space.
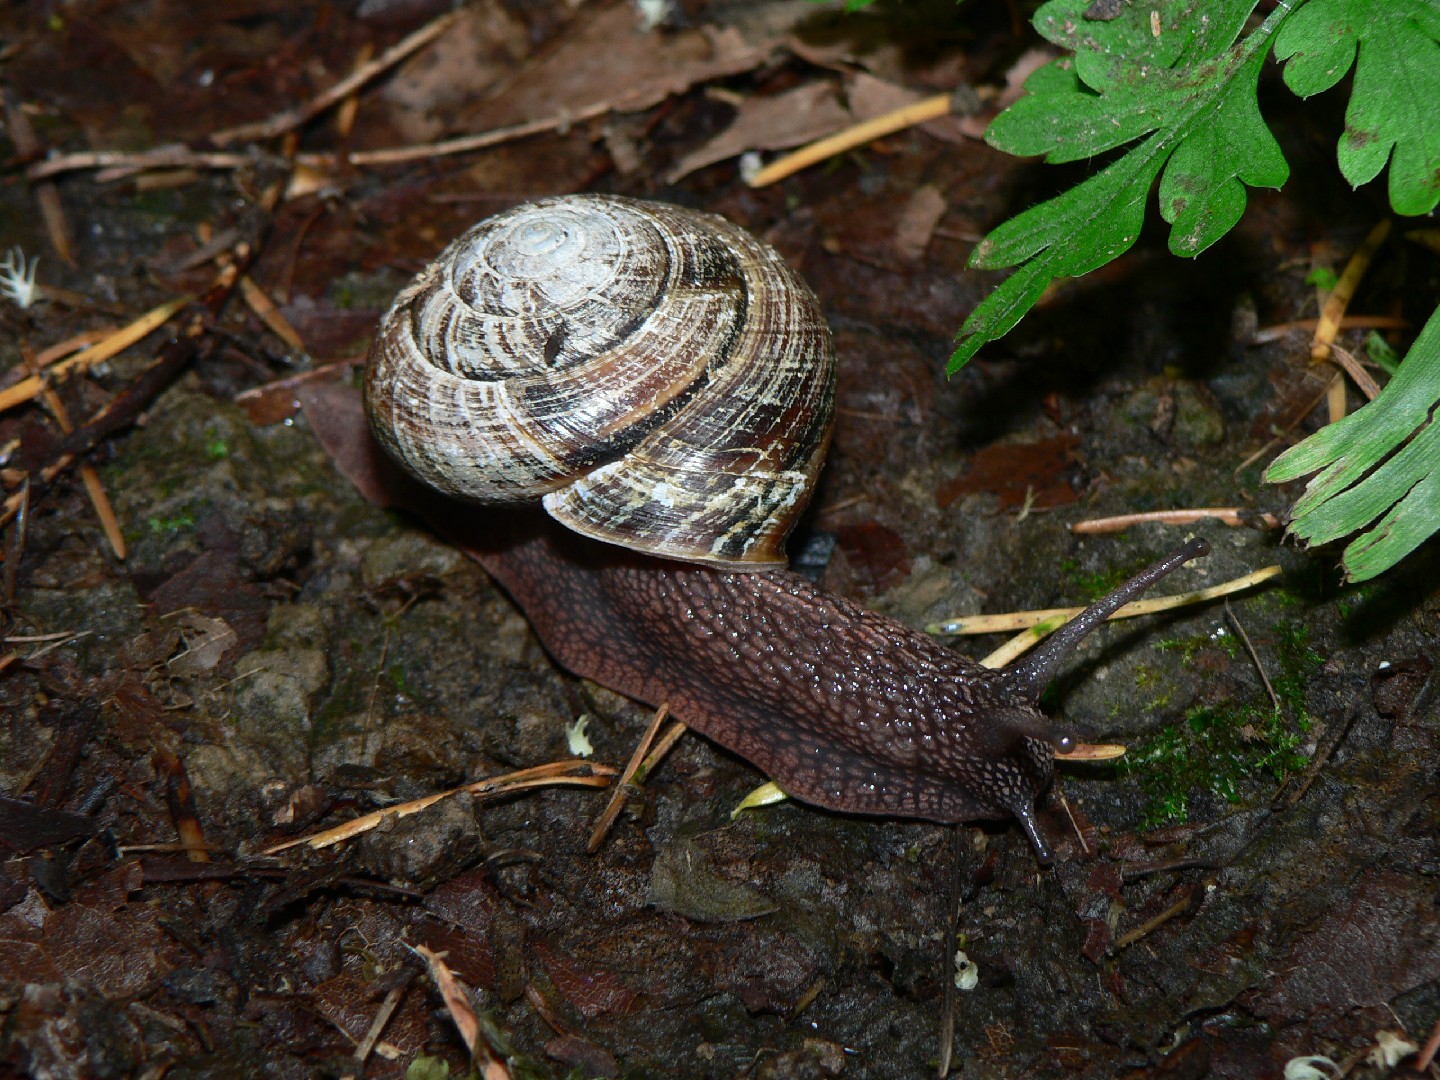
4, 88, 74, 265
1110, 885, 1203, 952
31, 329, 112, 369
154, 747, 210, 863
1055, 743, 1125, 762
27, 146, 252, 183
747, 92, 953, 188
332, 106, 612, 168
0, 340, 193, 531
929, 565, 1279, 638
210, 10, 464, 146
1250, 313, 1408, 344
263, 760, 615, 854
31, 108, 615, 184
1324, 342, 1381, 401
238, 274, 305, 353
21, 348, 127, 558
335, 43, 376, 142
1325, 370, 1347, 424
975, 566, 1280, 670
1072, 508, 1281, 534
0, 629, 92, 644
1274, 706, 1360, 810
1312, 219, 1391, 422
633, 719, 688, 782
353, 980, 409, 1065
0, 296, 191, 414
587, 702, 672, 853
1311, 219, 1391, 365
411, 946, 480, 1062
1224, 598, 1279, 712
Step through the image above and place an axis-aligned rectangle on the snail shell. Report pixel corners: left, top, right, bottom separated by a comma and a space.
364, 194, 836, 569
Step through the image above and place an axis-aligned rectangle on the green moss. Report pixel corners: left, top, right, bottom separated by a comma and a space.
1154, 631, 1233, 665
1125, 618, 1319, 827
147, 511, 195, 535
1270, 622, 1321, 716
1126, 703, 1308, 827
1065, 563, 1133, 601
1132, 665, 1172, 712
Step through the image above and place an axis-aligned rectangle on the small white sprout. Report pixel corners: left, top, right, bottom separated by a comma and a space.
738, 152, 765, 187
1368, 1030, 1417, 1069
633, 0, 672, 31
1283, 1055, 1339, 1080
565, 714, 594, 758
953, 950, 979, 991
0, 247, 41, 310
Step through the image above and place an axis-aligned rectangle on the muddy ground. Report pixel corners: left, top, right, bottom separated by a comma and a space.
0, 2, 1436, 1078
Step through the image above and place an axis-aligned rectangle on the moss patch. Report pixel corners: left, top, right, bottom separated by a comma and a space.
1123, 621, 1320, 826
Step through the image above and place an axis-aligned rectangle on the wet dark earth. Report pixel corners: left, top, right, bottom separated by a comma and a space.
1, 2, 1437, 1078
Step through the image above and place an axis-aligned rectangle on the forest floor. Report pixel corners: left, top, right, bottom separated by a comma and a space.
0, 2, 1436, 1078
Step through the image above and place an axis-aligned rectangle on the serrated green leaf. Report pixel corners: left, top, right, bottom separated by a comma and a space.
1265, 302, 1440, 581
1159, 44, 1289, 254
952, 137, 1167, 369
1031, 0, 1256, 70
954, 0, 1293, 369
971, 138, 1165, 270
1275, 0, 1440, 216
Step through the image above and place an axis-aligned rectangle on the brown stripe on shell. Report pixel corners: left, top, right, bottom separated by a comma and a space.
364, 195, 835, 569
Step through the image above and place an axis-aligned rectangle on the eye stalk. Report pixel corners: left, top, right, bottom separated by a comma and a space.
1001, 537, 1211, 702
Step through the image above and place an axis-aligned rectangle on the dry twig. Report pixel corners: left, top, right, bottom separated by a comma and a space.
1312, 219, 1391, 422
927, 565, 1278, 640
1224, 598, 1279, 712
1250, 313, 1408, 344
3, 88, 74, 264
264, 760, 615, 854
210, 10, 464, 146
747, 92, 954, 188
0, 297, 190, 414
971, 566, 1281, 669
1071, 508, 1281, 534
587, 703, 679, 853
20, 348, 126, 558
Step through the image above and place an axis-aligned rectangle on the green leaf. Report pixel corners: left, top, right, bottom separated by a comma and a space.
1265, 303, 1440, 581
406, 1056, 452, 1080
1275, 0, 1440, 216
953, 138, 1167, 368
952, 0, 1293, 370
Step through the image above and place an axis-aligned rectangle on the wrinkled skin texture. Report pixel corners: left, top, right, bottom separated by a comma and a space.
317, 382, 1207, 863
482, 512, 1056, 830
460, 511, 1207, 862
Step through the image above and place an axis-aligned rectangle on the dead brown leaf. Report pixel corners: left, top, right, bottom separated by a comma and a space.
935, 435, 1083, 511
453, 3, 770, 133
666, 81, 849, 183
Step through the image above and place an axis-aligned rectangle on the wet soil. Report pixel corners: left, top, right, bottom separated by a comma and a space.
0, 3, 1437, 1078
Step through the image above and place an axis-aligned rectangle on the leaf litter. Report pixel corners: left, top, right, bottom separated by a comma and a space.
0, 0, 1436, 1076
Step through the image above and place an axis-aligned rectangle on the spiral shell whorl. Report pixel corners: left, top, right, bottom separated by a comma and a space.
365, 195, 835, 569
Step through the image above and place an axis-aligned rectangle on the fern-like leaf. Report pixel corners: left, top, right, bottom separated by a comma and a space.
951, 0, 1292, 370
1274, 0, 1440, 216
1265, 306, 1440, 581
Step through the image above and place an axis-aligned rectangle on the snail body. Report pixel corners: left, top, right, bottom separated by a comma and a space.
364, 194, 1208, 862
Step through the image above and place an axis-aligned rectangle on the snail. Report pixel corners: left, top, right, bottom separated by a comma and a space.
363, 194, 1209, 864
